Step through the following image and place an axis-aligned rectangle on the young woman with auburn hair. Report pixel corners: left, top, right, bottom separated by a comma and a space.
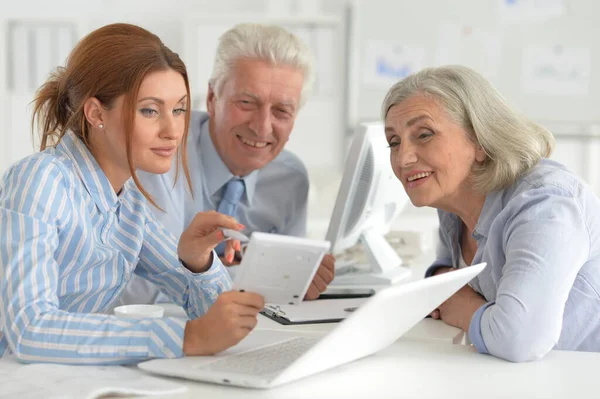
0, 23, 263, 365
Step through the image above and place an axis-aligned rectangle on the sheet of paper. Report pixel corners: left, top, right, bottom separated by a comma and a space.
0, 355, 186, 399
521, 46, 591, 96
434, 23, 503, 80
496, 0, 564, 23
362, 40, 426, 88
264, 297, 368, 322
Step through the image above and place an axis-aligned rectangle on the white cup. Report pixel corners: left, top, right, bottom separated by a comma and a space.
113, 304, 164, 319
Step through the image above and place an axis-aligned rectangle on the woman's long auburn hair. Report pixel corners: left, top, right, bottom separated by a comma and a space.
31, 23, 193, 207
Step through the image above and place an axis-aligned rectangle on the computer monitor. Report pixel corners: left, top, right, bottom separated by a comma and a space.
325, 122, 411, 286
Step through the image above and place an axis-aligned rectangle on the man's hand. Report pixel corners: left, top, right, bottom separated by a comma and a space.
304, 254, 336, 300
178, 211, 244, 273
431, 284, 487, 332
219, 241, 243, 267
183, 291, 265, 356
219, 256, 241, 267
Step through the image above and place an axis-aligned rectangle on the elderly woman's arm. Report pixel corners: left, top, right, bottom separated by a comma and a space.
468, 187, 589, 362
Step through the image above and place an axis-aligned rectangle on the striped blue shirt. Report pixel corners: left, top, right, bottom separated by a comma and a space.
0, 131, 232, 364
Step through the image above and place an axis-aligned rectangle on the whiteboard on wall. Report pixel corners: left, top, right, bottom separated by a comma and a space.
347, 0, 600, 129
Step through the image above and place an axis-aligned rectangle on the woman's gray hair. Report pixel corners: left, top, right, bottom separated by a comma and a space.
209, 23, 315, 107
381, 65, 555, 193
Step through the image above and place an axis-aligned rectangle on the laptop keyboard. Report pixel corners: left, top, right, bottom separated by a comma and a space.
201, 336, 319, 377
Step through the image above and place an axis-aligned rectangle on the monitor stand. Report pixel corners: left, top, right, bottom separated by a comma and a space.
330, 229, 412, 286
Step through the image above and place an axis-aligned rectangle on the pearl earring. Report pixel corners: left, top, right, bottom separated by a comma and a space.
98, 123, 104, 129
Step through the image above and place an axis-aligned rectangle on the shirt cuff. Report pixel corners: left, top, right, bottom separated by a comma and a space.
180, 250, 222, 275
189, 250, 231, 284
185, 252, 232, 320
148, 317, 187, 358
203, 250, 224, 273
468, 301, 495, 354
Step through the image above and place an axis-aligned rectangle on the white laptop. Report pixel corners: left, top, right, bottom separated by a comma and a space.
139, 263, 486, 389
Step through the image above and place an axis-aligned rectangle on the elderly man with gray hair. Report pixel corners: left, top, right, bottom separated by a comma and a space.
119, 23, 335, 306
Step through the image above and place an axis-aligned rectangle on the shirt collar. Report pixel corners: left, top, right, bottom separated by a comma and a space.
439, 190, 503, 241
197, 116, 259, 205
57, 131, 120, 213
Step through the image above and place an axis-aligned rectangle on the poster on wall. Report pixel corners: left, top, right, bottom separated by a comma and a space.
496, 0, 565, 23
434, 23, 503, 80
521, 46, 591, 96
362, 40, 426, 88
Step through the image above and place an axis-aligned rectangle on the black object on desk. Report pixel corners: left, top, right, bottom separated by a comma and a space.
317, 288, 375, 300
260, 307, 344, 325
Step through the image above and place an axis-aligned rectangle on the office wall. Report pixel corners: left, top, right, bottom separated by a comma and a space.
347, 0, 600, 125
1, 0, 599, 233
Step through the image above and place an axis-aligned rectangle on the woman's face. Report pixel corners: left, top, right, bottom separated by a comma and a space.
101, 69, 188, 177
384, 94, 485, 209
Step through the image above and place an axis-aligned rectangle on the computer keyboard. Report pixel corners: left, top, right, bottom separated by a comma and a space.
200, 336, 319, 377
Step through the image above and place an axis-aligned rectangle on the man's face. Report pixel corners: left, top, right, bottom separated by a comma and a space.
206, 58, 304, 176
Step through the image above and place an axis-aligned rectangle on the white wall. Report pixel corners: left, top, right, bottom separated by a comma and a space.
1, 0, 598, 235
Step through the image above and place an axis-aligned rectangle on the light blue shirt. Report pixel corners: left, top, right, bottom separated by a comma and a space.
0, 131, 231, 364
428, 158, 600, 362
118, 110, 309, 305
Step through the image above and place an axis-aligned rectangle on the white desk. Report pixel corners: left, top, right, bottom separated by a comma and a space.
136, 339, 599, 399
138, 252, 600, 398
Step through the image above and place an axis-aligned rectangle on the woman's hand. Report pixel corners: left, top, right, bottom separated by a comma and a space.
431, 284, 487, 331
428, 266, 454, 318
177, 211, 244, 273
183, 291, 265, 356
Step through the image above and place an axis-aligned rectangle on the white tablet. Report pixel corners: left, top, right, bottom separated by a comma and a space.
232, 232, 330, 305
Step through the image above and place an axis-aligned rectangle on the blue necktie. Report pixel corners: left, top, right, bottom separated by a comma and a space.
215, 178, 245, 256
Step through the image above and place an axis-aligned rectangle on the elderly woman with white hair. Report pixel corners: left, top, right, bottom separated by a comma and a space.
382, 65, 600, 362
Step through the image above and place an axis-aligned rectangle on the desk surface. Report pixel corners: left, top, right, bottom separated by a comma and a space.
152, 301, 599, 399
137, 339, 599, 399
139, 252, 600, 399
110, 252, 599, 398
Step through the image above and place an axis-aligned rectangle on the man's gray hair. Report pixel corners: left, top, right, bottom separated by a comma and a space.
209, 23, 315, 107
381, 65, 555, 193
